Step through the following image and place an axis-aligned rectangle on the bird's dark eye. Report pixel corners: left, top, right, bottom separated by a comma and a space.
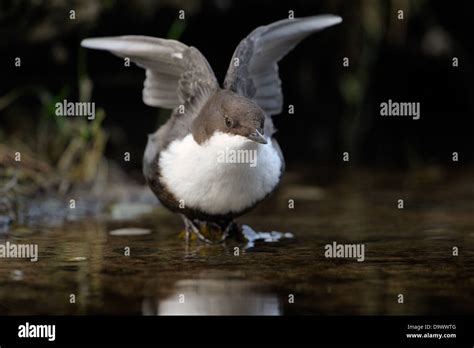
224, 115, 233, 128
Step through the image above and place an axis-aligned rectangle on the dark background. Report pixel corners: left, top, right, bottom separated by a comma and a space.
1, 0, 473, 181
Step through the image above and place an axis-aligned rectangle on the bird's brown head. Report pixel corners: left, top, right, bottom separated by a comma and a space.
192, 90, 266, 144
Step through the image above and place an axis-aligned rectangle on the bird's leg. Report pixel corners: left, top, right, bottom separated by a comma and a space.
221, 220, 237, 242
181, 215, 215, 244
204, 220, 239, 242
193, 222, 215, 244
181, 215, 196, 243
181, 215, 236, 244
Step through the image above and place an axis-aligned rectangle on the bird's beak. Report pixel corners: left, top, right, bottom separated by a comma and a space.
247, 129, 267, 144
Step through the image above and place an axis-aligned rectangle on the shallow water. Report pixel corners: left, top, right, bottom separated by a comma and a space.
0, 168, 473, 315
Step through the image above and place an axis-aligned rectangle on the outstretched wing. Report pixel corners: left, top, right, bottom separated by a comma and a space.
81, 36, 218, 116
224, 15, 342, 116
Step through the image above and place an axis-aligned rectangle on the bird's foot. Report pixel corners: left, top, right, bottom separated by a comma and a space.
181, 216, 238, 243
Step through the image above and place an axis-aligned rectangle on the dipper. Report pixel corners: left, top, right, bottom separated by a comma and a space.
82, 15, 342, 242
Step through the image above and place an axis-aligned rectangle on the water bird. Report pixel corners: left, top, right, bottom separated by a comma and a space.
82, 15, 342, 242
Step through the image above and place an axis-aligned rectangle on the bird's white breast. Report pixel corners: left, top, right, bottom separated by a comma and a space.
158, 132, 282, 215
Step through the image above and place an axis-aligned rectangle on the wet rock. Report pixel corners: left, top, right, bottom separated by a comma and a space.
109, 203, 156, 221
109, 228, 151, 236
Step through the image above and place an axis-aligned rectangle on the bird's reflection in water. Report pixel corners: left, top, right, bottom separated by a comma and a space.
142, 279, 281, 315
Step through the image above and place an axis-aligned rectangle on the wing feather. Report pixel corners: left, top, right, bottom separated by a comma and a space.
224, 15, 342, 116
81, 35, 218, 116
